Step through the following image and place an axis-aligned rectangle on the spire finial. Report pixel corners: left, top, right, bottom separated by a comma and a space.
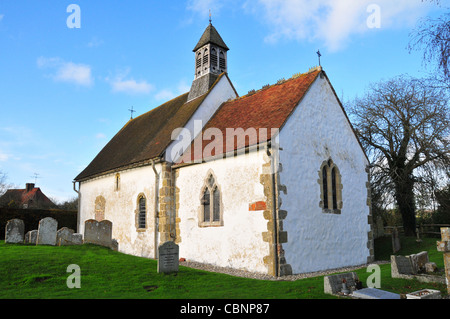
316, 49, 322, 66
209, 9, 212, 24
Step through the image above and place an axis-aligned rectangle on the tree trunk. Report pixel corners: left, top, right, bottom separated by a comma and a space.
394, 177, 416, 236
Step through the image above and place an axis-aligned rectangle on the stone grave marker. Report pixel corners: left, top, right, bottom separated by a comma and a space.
37, 217, 58, 245
323, 272, 359, 295
72, 233, 83, 245
84, 219, 113, 248
391, 227, 401, 253
57, 227, 75, 246
352, 287, 400, 299
437, 227, 450, 294
5, 219, 24, 244
24, 230, 38, 244
158, 241, 179, 274
391, 255, 415, 277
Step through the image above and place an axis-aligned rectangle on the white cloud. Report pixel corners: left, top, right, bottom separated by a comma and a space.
105, 68, 154, 95
154, 80, 192, 101
0, 14, 4, 21
37, 57, 93, 86
95, 133, 106, 139
243, 0, 433, 51
110, 78, 154, 95
155, 89, 176, 101
0, 152, 9, 162
87, 37, 104, 48
187, 0, 224, 18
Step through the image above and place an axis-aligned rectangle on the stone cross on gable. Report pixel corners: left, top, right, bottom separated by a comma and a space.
437, 227, 450, 294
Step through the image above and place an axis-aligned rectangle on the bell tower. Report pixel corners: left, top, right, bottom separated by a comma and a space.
187, 21, 229, 101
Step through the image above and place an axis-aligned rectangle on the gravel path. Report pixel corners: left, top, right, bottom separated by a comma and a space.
180, 260, 390, 281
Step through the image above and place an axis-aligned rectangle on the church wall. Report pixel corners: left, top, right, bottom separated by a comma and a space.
78, 163, 161, 258
279, 75, 371, 274
175, 150, 269, 274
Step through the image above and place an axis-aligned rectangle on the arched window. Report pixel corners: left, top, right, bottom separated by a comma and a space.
199, 171, 223, 227
137, 195, 146, 229
322, 166, 329, 209
319, 159, 342, 214
202, 188, 210, 222
332, 167, 338, 210
213, 187, 220, 221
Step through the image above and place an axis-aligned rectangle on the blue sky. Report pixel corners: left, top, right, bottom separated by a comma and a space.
0, 0, 445, 202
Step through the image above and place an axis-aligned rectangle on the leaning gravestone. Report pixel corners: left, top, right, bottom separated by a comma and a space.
37, 217, 58, 246
84, 219, 113, 248
5, 219, 25, 244
157, 241, 179, 274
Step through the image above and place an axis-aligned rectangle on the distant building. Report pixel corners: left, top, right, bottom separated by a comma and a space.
0, 183, 56, 209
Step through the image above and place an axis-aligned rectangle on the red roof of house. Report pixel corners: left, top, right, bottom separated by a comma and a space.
0, 184, 55, 208
178, 68, 321, 163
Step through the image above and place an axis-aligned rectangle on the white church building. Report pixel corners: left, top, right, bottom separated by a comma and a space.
74, 22, 374, 276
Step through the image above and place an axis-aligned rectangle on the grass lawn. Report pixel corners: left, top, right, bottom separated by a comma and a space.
0, 236, 447, 299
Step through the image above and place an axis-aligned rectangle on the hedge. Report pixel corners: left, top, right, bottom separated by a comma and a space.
0, 208, 77, 240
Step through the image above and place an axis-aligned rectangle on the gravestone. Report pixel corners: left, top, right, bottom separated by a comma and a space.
410, 251, 429, 273
37, 217, 58, 245
24, 230, 38, 244
5, 219, 24, 244
391, 255, 415, 277
323, 272, 359, 295
72, 233, 83, 245
84, 219, 113, 248
57, 227, 75, 246
158, 241, 179, 274
436, 227, 450, 294
352, 288, 400, 299
391, 227, 401, 253
406, 289, 441, 299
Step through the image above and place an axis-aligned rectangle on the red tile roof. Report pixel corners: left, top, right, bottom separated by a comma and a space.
179, 68, 321, 163
0, 186, 55, 208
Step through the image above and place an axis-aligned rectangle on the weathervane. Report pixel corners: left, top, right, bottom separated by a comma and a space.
209, 9, 212, 24
317, 49, 322, 67
128, 106, 136, 119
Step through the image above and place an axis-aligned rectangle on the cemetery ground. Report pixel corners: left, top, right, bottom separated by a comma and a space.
0, 236, 447, 299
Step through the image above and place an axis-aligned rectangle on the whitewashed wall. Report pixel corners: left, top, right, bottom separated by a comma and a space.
176, 150, 269, 274
279, 75, 370, 274
78, 163, 162, 258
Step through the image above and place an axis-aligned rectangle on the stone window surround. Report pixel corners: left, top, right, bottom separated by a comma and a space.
318, 158, 343, 215
135, 193, 147, 232
198, 170, 224, 228
94, 195, 106, 222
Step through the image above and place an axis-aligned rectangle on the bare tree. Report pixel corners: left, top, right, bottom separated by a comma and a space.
409, 2, 450, 81
0, 170, 11, 196
348, 75, 450, 236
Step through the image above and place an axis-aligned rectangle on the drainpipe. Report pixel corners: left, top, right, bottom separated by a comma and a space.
72, 181, 80, 234
267, 144, 279, 277
151, 159, 160, 259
